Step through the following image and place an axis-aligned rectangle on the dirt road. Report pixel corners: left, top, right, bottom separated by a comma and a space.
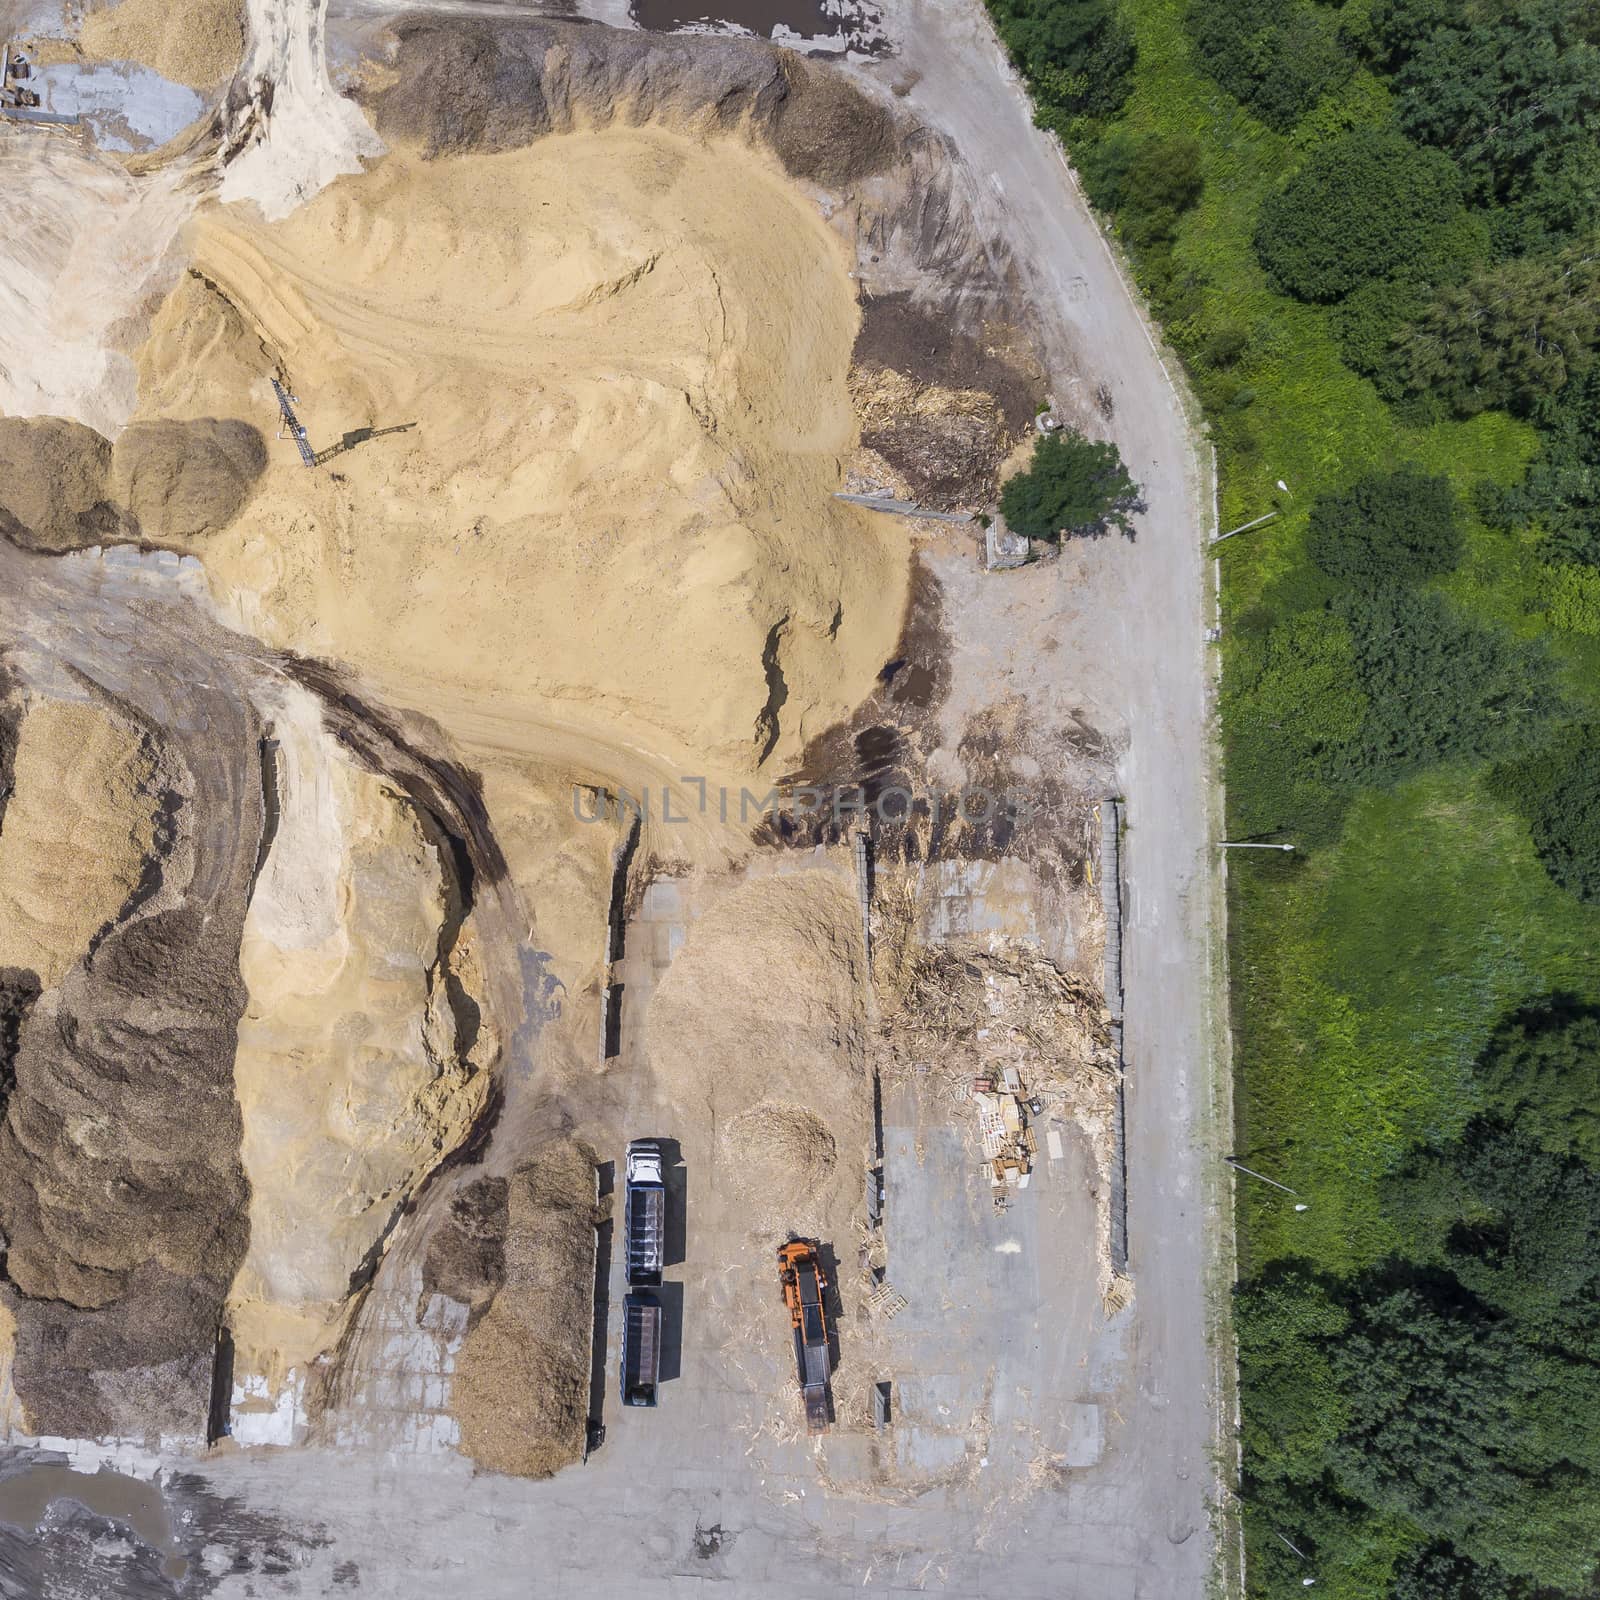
849, 0, 1226, 1589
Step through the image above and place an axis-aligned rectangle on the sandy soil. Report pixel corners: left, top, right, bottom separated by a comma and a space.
81, 0, 246, 89
141, 128, 907, 790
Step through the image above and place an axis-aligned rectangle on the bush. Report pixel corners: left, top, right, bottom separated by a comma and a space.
1185, 0, 1351, 131
1307, 468, 1463, 583
1330, 276, 1429, 389
1542, 563, 1600, 636
998, 428, 1142, 540
1082, 132, 1202, 218
1254, 129, 1463, 302
1497, 727, 1600, 904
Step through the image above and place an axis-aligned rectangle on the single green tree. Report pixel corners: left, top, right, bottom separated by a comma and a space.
1307, 468, 1463, 583
1186, 0, 1351, 131
1254, 129, 1463, 303
998, 429, 1142, 541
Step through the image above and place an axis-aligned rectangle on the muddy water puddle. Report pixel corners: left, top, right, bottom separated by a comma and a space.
0, 1464, 187, 1581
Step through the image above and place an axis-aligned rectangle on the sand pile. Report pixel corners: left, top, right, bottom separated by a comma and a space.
722, 1102, 837, 1209
81, 0, 246, 89
0, 698, 160, 988
137, 128, 907, 786
0, 419, 116, 552
227, 686, 494, 1376
452, 1138, 597, 1478
0, 413, 269, 552
647, 870, 869, 1239
111, 419, 268, 542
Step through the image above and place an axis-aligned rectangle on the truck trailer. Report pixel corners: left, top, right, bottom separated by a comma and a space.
620, 1293, 660, 1408
624, 1139, 666, 1288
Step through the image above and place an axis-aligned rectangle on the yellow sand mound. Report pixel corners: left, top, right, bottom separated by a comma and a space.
226, 686, 492, 1375
81, 0, 245, 90
0, 698, 158, 987
136, 128, 908, 786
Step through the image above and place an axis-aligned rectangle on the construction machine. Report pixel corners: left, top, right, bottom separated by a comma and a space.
777, 1238, 832, 1435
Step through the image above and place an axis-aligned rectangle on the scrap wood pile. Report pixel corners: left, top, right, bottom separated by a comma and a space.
878, 940, 1117, 1102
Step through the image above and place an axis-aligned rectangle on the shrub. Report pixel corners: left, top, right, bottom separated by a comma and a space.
1307, 468, 1463, 583
1082, 132, 1203, 220
1185, 0, 1351, 131
998, 428, 1142, 540
1542, 564, 1600, 636
1254, 129, 1463, 302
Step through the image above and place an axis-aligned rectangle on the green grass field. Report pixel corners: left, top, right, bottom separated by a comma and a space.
1093, 0, 1600, 1286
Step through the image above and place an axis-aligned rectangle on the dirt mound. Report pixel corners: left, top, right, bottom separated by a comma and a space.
452, 1139, 597, 1478
81, 0, 245, 89
111, 419, 267, 542
0, 698, 161, 988
769, 58, 895, 187
849, 293, 1042, 507
373, 20, 893, 187
0, 671, 261, 1442
422, 1177, 509, 1319
0, 418, 118, 552
722, 1101, 837, 1205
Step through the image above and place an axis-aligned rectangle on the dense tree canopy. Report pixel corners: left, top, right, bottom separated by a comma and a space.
1255, 130, 1464, 302
1307, 468, 1463, 583
990, 0, 1136, 119
998, 429, 1141, 540
1080, 133, 1203, 249
1185, 0, 1350, 131
1364, 0, 1600, 253
1386, 246, 1600, 417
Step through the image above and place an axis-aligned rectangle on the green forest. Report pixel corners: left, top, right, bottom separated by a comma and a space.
982, 0, 1600, 1591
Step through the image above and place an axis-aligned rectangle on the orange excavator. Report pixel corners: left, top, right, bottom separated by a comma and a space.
777, 1238, 833, 1435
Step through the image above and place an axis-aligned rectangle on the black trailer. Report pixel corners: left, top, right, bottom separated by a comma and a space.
624, 1139, 666, 1288
620, 1293, 661, 1408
